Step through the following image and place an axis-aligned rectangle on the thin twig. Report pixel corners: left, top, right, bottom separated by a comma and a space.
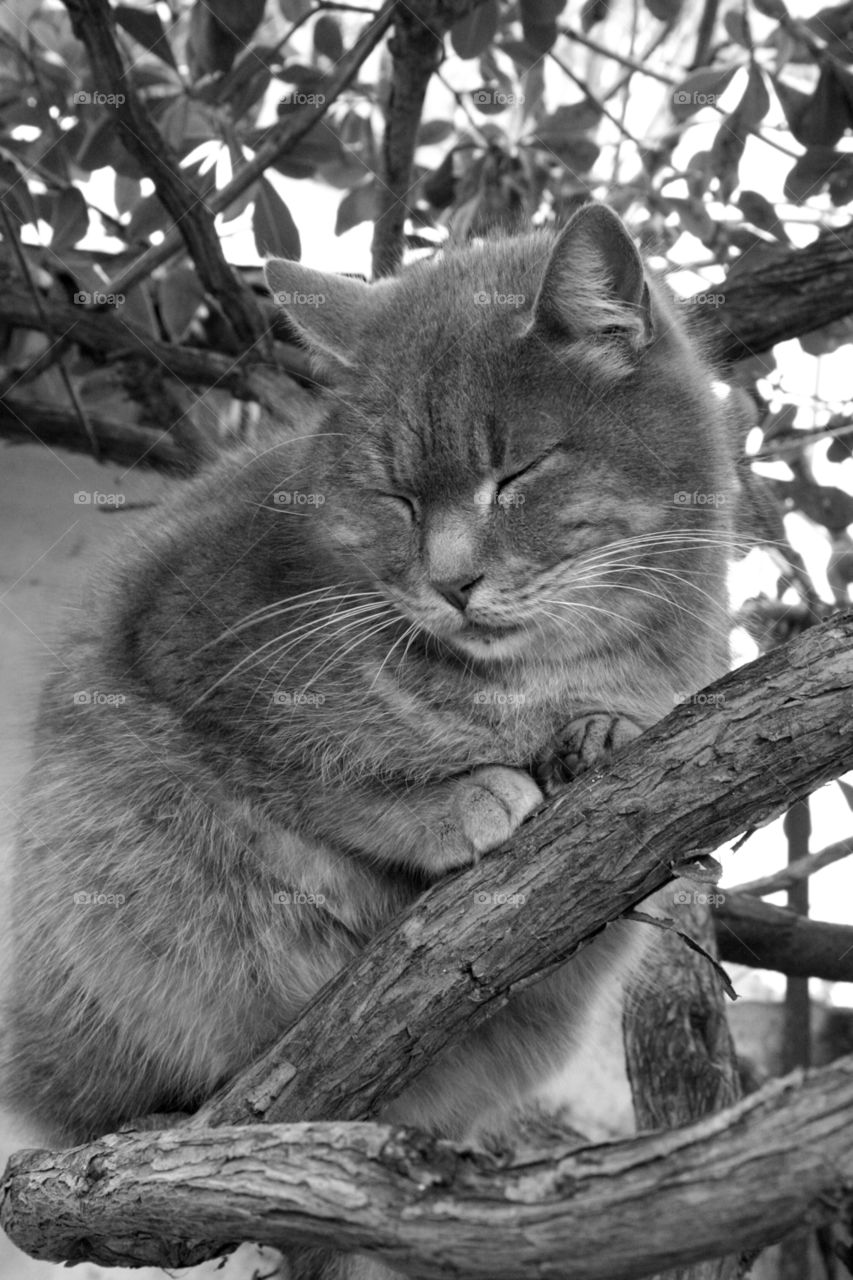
730, 837, 853, 898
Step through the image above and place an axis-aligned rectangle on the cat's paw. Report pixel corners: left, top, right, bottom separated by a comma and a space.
431, 766, 542, 873
535, 713, 643, 794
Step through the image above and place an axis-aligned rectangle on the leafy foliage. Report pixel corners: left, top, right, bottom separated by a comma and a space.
0, 0, 852, 632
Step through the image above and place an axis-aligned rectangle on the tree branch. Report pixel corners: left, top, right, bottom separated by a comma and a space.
62, 0, 269, 352
189, 611, 853, 1131
0, 276, 311, 398
730, 836, 853, 897
3, 1056, 853, 1277
704, 222, 853, 360
371, 4, 443, 277
715, 893, 853, 982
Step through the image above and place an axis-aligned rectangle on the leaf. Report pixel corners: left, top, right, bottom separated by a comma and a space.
805, 3, 853, 62
253, 178, 301, 259
708, 113, 746, 200
114, 4, 177, 70
670, 64, 739, 120
581, 0, 610, 30
499, 38, 542, 70
451, 0, 500, 59
644, 0, 684, 20
520, 0, 565, 52
417, 119, 455, 145
529, 129, 600, 170
51, 185, 89, 253
541, 101, 603, 133
739, 62, 771, 126
126, 192, 169, 241
0, 156, 37, 227
423, 149, 456, 207
724, 9, 749, 46
799, 313, 853, 356
313, 14, 344, 62
278, 0, 312, 18
737, 188, 788, 240
838, 779, 853, 812
783, 146, 853, 204
781, 63, 853, 147
335, 181, 376, 235
159, 265, 205, 341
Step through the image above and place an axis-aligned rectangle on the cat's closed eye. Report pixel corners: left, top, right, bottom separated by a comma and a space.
375, 491, 420, 521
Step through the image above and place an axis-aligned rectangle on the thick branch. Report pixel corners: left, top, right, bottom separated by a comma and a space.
715, 893, 853, 982
371, 6, 443, 277
190, 611, 853, 1131
704, 221, 853, 359
0, 277, 310, 400
0, 396, 197, 473
3, 1057, 853, 1277
62, 0, 267, 350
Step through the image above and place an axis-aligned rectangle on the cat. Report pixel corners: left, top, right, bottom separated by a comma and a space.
3, 203, 735, 1275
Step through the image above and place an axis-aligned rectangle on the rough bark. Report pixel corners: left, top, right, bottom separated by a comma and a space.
189, 610, 853, 1131
715, 893, 853, 982
371, 7, 443, 277
624, 893, 744, 1280
700, 221, 853, 360
3, 1056, 853, 1276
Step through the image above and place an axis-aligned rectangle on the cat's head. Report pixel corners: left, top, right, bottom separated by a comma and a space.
265, 204, 733, 669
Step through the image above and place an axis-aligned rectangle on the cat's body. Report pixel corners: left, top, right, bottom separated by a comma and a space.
4, 208, 735, 1263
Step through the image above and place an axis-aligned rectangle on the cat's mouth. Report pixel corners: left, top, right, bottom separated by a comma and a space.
449, 620, 526, 660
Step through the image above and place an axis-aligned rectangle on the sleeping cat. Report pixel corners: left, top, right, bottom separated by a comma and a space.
4, 204, 734, 1273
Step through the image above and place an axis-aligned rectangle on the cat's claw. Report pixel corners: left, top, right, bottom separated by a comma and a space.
535, 713, 643, 794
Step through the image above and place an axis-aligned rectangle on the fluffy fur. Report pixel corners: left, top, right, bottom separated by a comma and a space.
4, 209, 735, 1238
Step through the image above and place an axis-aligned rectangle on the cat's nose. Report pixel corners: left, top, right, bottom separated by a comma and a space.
432, 576, 483, 612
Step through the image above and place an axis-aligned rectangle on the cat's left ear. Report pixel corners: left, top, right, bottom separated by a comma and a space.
265, 259, 384, 370
531, 204, 654, 357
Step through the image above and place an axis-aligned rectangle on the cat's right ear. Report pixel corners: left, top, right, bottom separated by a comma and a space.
530, 204, 654, 369
265, 260, 381, 371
